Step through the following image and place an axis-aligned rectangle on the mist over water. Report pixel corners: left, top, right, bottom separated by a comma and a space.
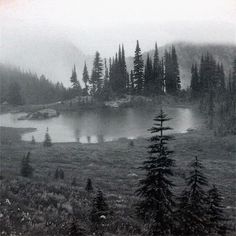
0, 107, 203, 143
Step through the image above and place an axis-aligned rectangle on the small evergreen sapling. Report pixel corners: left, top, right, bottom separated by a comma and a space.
21, 152, 33, 178
43, 129, 52, 147
69, 219, 86, 236
176, 156, 209, 236
85, 178, 93, 192
90, 190, 109, 234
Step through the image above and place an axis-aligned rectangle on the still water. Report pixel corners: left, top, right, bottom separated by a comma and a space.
0, 107, 202, 143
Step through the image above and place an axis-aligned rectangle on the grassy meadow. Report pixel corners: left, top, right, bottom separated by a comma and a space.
0, 126, 236, 235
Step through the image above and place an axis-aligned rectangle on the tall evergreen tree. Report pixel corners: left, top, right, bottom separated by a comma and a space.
190, 64, 200, 99
152, 43, 161, 95
21, 152, 33, 178
165, 46, 181, 95
130, 70, 135, 95
133, 40, 144, 94
172, 46, 181, 92
136, 110, 175, 235
70, 65, 82, 96
82, 62, 89, 95
144, 54, 153, 96
90, 52, 103, 96
176, 156, 209, 236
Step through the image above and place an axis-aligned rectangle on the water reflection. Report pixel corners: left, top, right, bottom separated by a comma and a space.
0, 107, 202, 143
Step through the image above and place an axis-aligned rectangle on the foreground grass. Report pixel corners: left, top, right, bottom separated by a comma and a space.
0, 127, 236, 235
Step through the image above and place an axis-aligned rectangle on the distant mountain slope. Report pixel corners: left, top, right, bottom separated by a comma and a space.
126, 42, 236, 88
0, 36, 93, 87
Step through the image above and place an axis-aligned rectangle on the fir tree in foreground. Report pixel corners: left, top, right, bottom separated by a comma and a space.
68, 218, 86, 236
90, 190, 109, 235
136, 109, 175, 235
207, 185, 228, 235
43, 129, 52, 147
176, 156, 209, 236
21, 152, 33, 178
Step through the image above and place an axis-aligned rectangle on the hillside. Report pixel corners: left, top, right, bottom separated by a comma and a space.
0, 35, 93, 87
126, 42, 236, 88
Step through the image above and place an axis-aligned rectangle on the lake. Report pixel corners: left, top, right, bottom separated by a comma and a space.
0, 107, 203, 143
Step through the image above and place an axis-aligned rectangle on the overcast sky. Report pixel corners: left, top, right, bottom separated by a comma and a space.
0, 0, 236, 56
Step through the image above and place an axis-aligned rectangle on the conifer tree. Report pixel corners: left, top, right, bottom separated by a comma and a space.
208, 90, 215, 129
207, 185, 227, 235
69, 219, 86, 236
153, 43, 162, 95
90, 190, 109, 234
165, 46, 181, 95
43, 129, 52, 147
190, 64, 200, 99
21, 152, 33, 178
82, 62, 89, 95
130, 70, 135, 95
90, 52, 103, 96
85, 178, 93, 192
54, 168, 59, 179
172, 46, 181, 92
144, 54, 153, 96
176, 156, 209, 236
133, 40, 144, 94
136, 109, 175, 235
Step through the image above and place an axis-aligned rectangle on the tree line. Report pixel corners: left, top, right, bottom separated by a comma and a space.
0, 64, 75, 105
70, 41, 181, 100
190, 54, 236, 135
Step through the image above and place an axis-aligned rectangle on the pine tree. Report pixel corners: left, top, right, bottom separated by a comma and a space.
54, 168, 59, 179
136, 109, 175, 235
130, 70, 135, 95
121, 44, 129, 93
90, 190, 109, 234
171, 46, 181, 92
144, 54, 153, 96
85, 178, 93, 192
43, 129, 52, 147
190, 64, 200, 99
21, 152, 33, 178
68, 219, 86, 236
133, 40, 144, 95
152, 43, 162, 95
82, 62, 89, 95
176, 156, 209, 236
207, 185, 228, 235
165, 46, 181, 95
70, 65, 82, 97
90, 52, 103, 96
208, 90, 215, 129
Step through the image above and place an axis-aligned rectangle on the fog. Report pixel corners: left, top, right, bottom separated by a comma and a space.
0, 0, 235, 85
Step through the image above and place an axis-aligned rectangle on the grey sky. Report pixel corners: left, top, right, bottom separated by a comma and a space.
0, 0, 236, 57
